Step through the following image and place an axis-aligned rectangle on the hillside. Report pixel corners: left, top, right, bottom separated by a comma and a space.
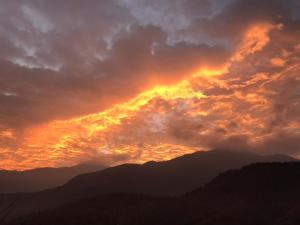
7, 162, 300, 225
0, 150, 295, 224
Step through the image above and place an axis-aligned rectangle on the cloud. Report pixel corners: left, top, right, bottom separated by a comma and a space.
256, 132, 300, 155
0, 0, 299, 169
0, 26, 229, 131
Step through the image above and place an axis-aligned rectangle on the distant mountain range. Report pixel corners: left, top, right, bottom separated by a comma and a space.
0, 150, 296, 224
0, 163, 106, 193
64, 150, 295, 196
9, 161, 300, 225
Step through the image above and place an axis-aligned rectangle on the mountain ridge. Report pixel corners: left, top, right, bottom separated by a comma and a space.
7, 161, 300, 225
0, 150, 296, 224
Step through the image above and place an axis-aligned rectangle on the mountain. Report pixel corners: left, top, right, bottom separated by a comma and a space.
0, 163, 106, 193
63, 150, 295, 196
8, 162, 300, 225
0, 150, 296, 223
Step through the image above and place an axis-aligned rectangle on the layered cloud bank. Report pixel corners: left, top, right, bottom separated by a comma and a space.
0, 0, 299, 170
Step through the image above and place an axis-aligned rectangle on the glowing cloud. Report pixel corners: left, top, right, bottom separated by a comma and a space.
0, 1, 300, 170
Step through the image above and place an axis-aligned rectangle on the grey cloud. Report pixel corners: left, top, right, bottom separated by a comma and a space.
0, 10, 229, 130
0, 0, 300, 168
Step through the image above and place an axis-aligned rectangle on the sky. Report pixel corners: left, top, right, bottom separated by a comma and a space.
0, 0, 300, 170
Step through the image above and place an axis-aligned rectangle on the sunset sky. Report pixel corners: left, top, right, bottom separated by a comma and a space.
0, 0, 300, 170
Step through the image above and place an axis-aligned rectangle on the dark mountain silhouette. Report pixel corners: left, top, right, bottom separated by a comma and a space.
8, 162, 300, 225
63, 150, 295, 196
0, 150, 296, 224
0, 163, 106, 193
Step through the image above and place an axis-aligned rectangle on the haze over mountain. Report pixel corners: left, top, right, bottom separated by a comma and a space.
0, 163, 106, 193
0, 150, 295, 224
6, 161, 300, 225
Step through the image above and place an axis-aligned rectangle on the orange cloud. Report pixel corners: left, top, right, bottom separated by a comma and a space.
270, 57, 286, 67
231, 23, 282, 62
1, 0, 300, 172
